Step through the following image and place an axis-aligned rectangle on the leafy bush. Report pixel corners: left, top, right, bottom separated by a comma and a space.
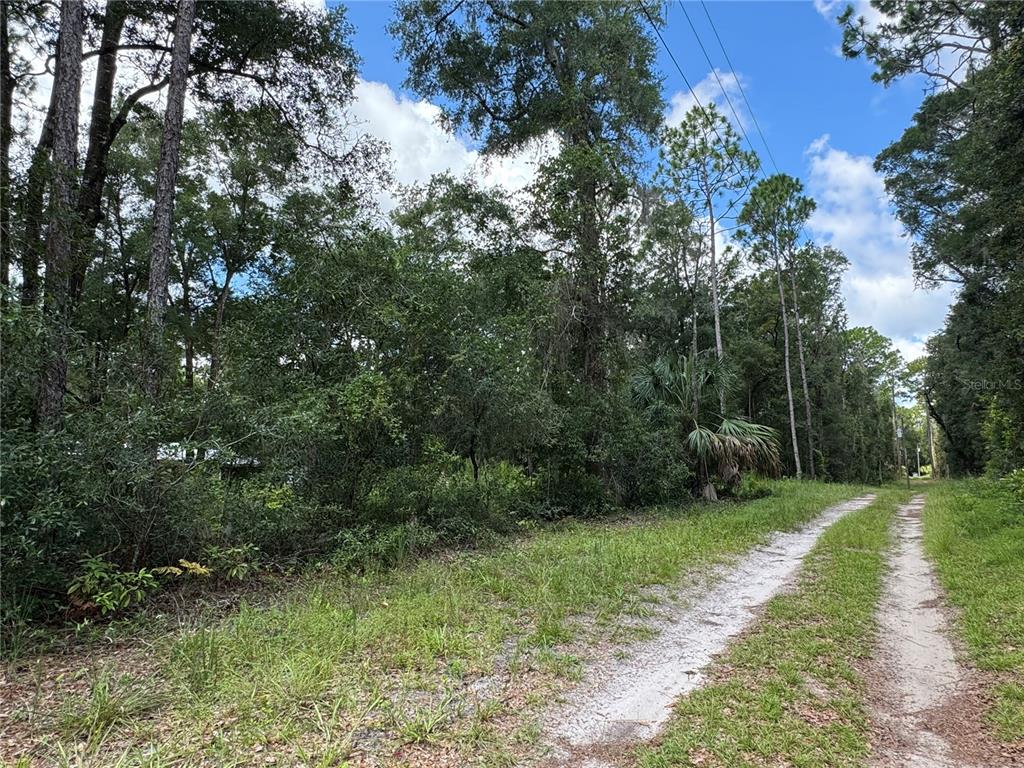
601, 404, 692, 507
1003, 468, 1024, 504
732, 474, 774, 501
68, 557, 160, 615
983, 400, 1024, 478
202, 544, 260, 581
217, 477, 342, 560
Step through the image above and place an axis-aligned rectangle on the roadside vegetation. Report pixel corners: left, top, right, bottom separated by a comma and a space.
636, 487, 912, 768
4, 1, 916, 641
2, 482, 862, 767
1, 0, 1021, 765
923, 475, 1024, 741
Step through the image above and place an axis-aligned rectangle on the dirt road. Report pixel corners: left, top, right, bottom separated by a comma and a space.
541, 494, 878, 767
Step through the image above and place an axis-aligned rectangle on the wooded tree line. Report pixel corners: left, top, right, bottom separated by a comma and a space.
840, 0, 1024, 477
0, 1, 964, 618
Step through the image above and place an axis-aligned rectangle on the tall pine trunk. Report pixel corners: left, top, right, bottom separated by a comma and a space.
1, 3, 13, 295
788, 265, 815, 479
207, 269, 234, 386
37, 0, 84, 431
775, 260, 801, 478
706, 193, 726, 414
706, 194, 723, 361
70, 2, 126, 304
144, 0, 195, 398
19, 87, 57, 307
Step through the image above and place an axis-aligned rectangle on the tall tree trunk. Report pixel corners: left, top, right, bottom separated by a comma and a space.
706, 195, 723, 360
706, 194, 725, 412
926, 412, 936, 475
37, 0, 84, 431
576, 160, 605, 479
690, 300, 699, 360
70, 1, 126, 304
20, 82, 57, 307
1, 2, 13, 295
890, 379, 899, 478
788, 266, 815, 479
179, 251, 194, 389
207, 269, 233, 386
469, 432, 479, 482
775, 261, 801, 479
144, 0, 195, 398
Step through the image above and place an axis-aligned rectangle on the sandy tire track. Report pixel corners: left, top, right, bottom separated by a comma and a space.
868, 494, 1020, 768
537, 493, 878, 768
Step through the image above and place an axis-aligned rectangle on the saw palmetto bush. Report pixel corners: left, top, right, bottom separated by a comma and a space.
633, 351, 780, 500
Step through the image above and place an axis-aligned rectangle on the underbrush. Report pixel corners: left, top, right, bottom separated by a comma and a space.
923, 474, 1024, 741
2, 480, 865, 766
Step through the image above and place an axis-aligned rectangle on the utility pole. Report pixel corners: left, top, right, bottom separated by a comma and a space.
897, 422, 909, 488
926, 415, 938, 478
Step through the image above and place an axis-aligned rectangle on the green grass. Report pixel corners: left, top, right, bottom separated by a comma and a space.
922, 477, 1024, 741
13, 480, 866, 766
636, 487, 912, 768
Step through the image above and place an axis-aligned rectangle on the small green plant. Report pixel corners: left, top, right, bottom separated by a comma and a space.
1004, 468, 1024, 502
68, 556, 159, 615
172, 628, 222, 695
396, 695, 453, 744
58, 669, 157, 747
202, 544, 259, 581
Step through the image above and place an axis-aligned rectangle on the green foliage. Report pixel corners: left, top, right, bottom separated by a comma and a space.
1, 0, 945, 634
391, 0, 664, 154
982, 400, 1024, 478
202, 544, 259, 582
733, 474, 773, 501
924, 479, 1024, 740
660, 101, 759, 225
840, 4, 1024, 476
632, 351, 780, 498
68, 557, 160, 616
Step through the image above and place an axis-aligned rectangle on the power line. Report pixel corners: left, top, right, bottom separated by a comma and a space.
639, 2, 711, 126
688, 0, 817, 249
700, 0, 781, 175
649, 1, 816, 246
677, 1, 761, 176
638, 1, 755, 218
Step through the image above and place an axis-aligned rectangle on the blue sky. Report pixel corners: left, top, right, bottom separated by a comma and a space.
333, 0, 953, 360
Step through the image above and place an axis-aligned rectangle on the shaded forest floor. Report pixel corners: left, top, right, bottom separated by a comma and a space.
2, 480, 1021, 768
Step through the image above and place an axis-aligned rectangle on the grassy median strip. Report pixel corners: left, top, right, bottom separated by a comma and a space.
923, 478, 1024, 741
9, 481, 865, 767
636, 486, 911, 768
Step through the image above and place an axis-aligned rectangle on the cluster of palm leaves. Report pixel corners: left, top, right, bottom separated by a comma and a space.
632, 351, 780, 500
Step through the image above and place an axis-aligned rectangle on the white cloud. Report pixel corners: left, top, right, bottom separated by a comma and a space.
814, 1, 980, 88
285, 0, 327, 12
665, 69, 749, 129
804, 134, 952, 361
814, 0, 885, 26
349, 80, 558, 212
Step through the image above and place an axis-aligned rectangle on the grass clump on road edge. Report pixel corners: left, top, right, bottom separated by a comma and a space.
923, 476, 1024, 741
7, 481, 863, 767
637, 486, 912, 768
